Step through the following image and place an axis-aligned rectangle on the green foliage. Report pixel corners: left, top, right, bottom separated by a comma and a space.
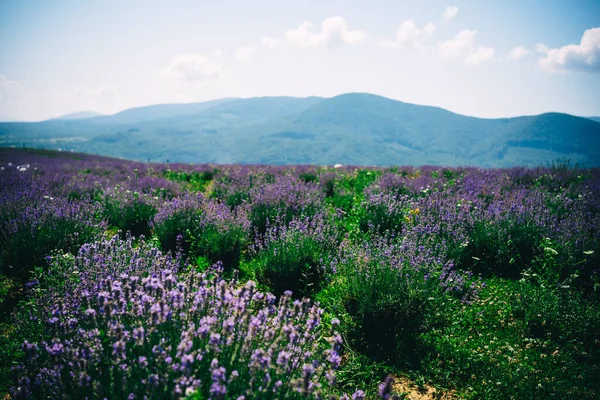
330, 348, 393, 399
194, 255, 212, 273
322, 179, 335, 198
540, 227, 600, 295
103, 193, 157, 239
324, 170, 393, 240
0, 258, 76, 396
528, 237, 564, 285
183, 391, 206, 400
248, 235, 331, 298
152, 208, 202, 256
0, 275, 15, 309
327, 192, 356, 214
319, 248, 441, 367
450, 218, 544, 279
324, 169, 381, 213
66, 183, 103, 202
421, 278, 600, 399
342, 169, 382, 196
164, 169, 215, 192
250, 204, 285, 236
0, 213, 103, 281
299, 173, 318, 183
221, 190, 250, 209
355, 201, 407, 236
153, 208, 248, 272
189, 223, 248, 272
250, 203, 319, 236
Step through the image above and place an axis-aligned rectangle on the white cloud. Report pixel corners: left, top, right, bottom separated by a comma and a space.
535, 43, 549, 54
465, 47, 495, 65
438, 29, 495, 65
443, 6, 459, 22
377, 20, 435, 50
158, 54, 222, 82
261, 36, 280, 49
284, 16, 366, 48
439, 29, 476, 57
235, 46, 255, 61
539, 27, 600, 73
507, 46, 530, 60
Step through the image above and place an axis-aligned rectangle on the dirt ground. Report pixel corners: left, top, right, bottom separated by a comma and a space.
393, 376, 457, 400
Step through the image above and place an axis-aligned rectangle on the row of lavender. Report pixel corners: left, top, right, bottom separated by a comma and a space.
3, 151, 597, 289
1, 149, 599, 398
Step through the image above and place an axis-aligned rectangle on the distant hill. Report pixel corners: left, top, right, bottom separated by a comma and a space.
49, 111, 105, 120
93, 98, 237, 124
1, 93, 599, 167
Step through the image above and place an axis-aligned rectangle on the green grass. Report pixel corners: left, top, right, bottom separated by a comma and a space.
419, 277, 600, 399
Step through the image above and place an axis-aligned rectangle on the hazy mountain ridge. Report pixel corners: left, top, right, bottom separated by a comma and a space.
90, 98, 237, 124
48, 111, 105, 120
1, 93, 599, 167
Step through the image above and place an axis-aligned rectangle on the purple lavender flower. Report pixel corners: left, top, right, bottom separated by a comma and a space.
378, 376, 394, 399
14, 235, 345, 399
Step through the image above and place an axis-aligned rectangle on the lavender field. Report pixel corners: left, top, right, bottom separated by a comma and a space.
1, 148, 599, 399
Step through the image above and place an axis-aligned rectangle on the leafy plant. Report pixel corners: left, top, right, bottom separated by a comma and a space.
320, 241, 442, 367
103, 188, 158, 238
0, 198, 104, 280
153, 195, 250, 271
247, 215, 337, 298
450, 218, 544, 279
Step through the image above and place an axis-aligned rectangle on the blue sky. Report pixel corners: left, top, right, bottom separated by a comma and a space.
1, 0, 599, 121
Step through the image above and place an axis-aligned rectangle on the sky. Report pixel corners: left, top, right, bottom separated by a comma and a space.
0, 0, 599, 121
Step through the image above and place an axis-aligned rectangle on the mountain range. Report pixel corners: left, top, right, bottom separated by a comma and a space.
1, 93, 599, 167
48, 111, 106, 120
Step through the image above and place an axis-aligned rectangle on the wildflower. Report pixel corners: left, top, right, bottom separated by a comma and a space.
45, 342, 64, 357
25, 279, 39, 289
378, 376, 394, 399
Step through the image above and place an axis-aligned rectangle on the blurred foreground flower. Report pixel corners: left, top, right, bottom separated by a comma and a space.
13, 236, 345, 399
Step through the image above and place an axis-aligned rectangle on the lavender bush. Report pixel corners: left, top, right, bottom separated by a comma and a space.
247, 213, 339, 298
0, 171, 105, 280
356, 190, 413, 235
151, 193, 206, 255
13, 236, 345, 399
102, 185, 162, 238
318, 236, 482, 367
248, 175, 324, 235
152, 194, 250, 270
